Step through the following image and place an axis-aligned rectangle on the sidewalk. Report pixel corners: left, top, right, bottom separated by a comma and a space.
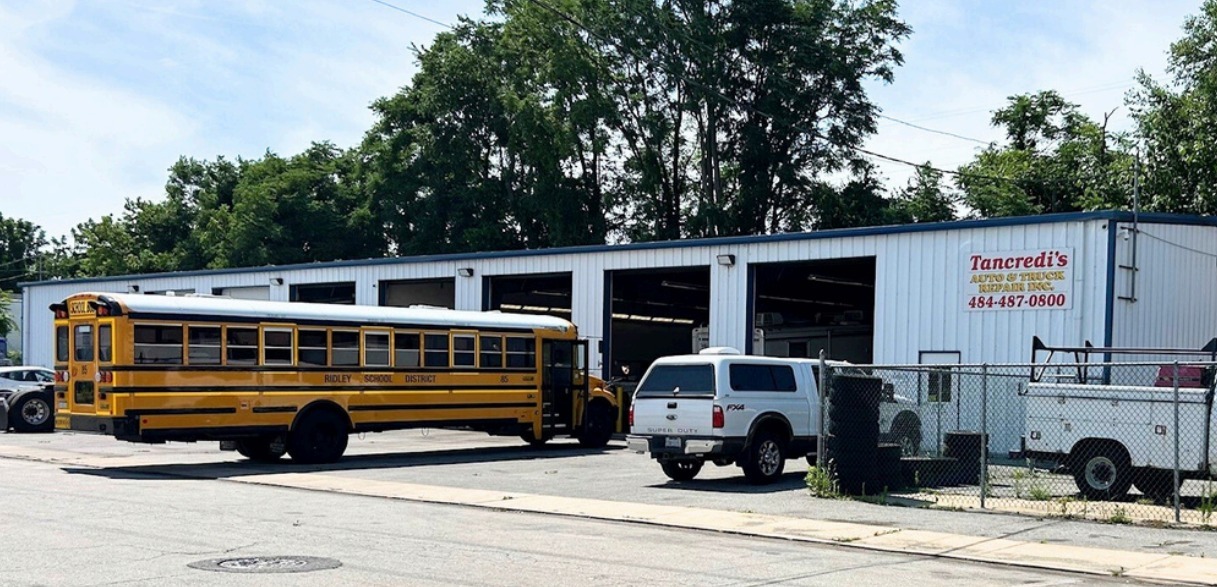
2, 439, 1216, 585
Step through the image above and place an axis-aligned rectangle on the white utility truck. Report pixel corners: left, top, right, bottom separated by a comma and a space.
1022, 337, 1217, 501
625, 348, 915, 484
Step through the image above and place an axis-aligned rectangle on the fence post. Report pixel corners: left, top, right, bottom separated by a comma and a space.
981, 364, 989, 509
1175, 361, 1182, 523
817, 349, 827, 469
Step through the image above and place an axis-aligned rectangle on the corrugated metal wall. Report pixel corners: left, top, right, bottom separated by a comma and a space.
20, 217, 1154, 371
1112, 221, 1217, 352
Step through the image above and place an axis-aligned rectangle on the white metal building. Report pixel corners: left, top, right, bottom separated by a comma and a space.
19, 211, 1217, 380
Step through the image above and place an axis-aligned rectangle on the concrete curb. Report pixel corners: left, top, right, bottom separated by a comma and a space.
225, 471, 1215, 585
3, 444, 1216, 585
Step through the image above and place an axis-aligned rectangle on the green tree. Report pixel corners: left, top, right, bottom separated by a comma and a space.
890, 163, 957, 223
0, 213, 50, 291
1129, 0, 1217, 214
226, 143, 381, 266
956, 91, 1133, 217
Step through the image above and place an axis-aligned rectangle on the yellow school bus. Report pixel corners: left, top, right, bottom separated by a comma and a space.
51, 292, 618, 463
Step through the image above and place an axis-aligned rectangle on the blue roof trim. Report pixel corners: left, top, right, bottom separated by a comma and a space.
20, 211, 1217, 288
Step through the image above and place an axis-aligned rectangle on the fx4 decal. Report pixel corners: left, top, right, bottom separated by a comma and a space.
727, 404, 746, 411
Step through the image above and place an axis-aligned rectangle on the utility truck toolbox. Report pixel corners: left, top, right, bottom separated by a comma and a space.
1022, 336, 1217, 502
626, 348, 819, 485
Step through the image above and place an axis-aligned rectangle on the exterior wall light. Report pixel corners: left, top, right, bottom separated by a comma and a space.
457, 267, 475, 277
127, 284, 140, 293
270, 277, 284, 285
716, 254, 736, 267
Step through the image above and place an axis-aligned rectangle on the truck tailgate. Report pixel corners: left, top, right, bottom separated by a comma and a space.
632, 396, 715, 437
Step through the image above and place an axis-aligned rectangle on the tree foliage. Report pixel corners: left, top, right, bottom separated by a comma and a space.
18, 1, 1217, 281
1128, 0, 1217, 215
955, 91, 1134, 217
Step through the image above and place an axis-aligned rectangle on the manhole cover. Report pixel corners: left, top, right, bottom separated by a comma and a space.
188, 556, 341, 574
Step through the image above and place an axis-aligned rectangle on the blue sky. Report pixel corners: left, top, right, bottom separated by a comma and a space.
1, 0, 1203, 240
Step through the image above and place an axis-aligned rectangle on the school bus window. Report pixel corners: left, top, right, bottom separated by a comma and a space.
263, 329, 294, 365
226, 327, 258, 365
56, 326, 69, 362
332, 330, 359, 366
188, 326, 222, 365
298, 330, 328, 366
505, 336, 535, 369
134, 324, 183, 365
480, 335, 503, 368
453, 334, 476, 367
423, 334, 449, 368
98, 324, 113, 363
73, 324, 94, 362
365, 332, 390, 367
394, 332, 420, 367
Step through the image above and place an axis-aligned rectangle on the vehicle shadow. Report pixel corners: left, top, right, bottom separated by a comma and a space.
61, 442, 621, 482
648, 471, 808, 494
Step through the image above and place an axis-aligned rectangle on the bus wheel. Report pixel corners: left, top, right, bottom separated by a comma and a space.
236, 435, 287, 463
287, 410, 349, 464
520, 428, 552, 447
577, 401, 614, 448
11, 392, 54, 433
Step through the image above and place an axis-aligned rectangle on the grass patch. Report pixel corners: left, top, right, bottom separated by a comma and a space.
805, 462, 840, 498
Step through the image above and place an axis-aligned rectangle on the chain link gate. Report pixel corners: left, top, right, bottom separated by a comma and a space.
818, 349, 1217, 527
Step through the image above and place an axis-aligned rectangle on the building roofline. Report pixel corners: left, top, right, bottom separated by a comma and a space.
20, 210, 1215, 288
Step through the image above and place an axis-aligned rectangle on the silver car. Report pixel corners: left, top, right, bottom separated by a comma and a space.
0, 366, 55, 433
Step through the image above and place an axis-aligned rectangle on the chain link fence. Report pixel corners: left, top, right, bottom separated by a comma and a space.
819, 356, 1217, 527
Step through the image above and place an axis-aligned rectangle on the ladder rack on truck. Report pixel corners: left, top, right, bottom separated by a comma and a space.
1023, 337, 1217, 501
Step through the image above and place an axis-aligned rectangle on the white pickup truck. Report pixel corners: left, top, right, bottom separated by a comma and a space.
625, 348, 917, 484
1023, 339, 1217, 501
626, 349, 820, 484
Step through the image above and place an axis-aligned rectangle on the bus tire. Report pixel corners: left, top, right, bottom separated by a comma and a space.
577, 400, 615, 448
10, 391, 54, 433
236, 435, 287, 463
520, 428, 552, 447
287, 409, 349, 464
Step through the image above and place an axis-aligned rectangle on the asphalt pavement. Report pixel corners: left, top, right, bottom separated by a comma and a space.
4, 429, 1217, 584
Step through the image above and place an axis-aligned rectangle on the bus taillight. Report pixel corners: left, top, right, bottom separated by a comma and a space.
55, 370, 70, 383
97, 371, 113, 384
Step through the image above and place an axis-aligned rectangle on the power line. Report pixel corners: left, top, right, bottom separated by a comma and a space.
520, 0, 1022, 186
367, 0, 453, 30
1139, 229, 1217, 259
876, 114, 992, 146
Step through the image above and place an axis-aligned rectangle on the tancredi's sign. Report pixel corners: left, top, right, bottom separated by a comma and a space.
964, 248, 1074, 311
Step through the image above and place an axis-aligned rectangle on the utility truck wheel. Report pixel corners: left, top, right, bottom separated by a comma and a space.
1072, 444, 1132, 501
1133, 467, 1176, 503
661, 459, 703, 481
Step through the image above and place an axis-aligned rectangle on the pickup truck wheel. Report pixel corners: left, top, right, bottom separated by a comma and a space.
661, 459, 703, 481
1072, 445, 1132, 501
742, 431, 786, 485
10, 392, 54, 433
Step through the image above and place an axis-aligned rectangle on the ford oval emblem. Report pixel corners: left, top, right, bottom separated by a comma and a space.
666, 414, 677, 421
